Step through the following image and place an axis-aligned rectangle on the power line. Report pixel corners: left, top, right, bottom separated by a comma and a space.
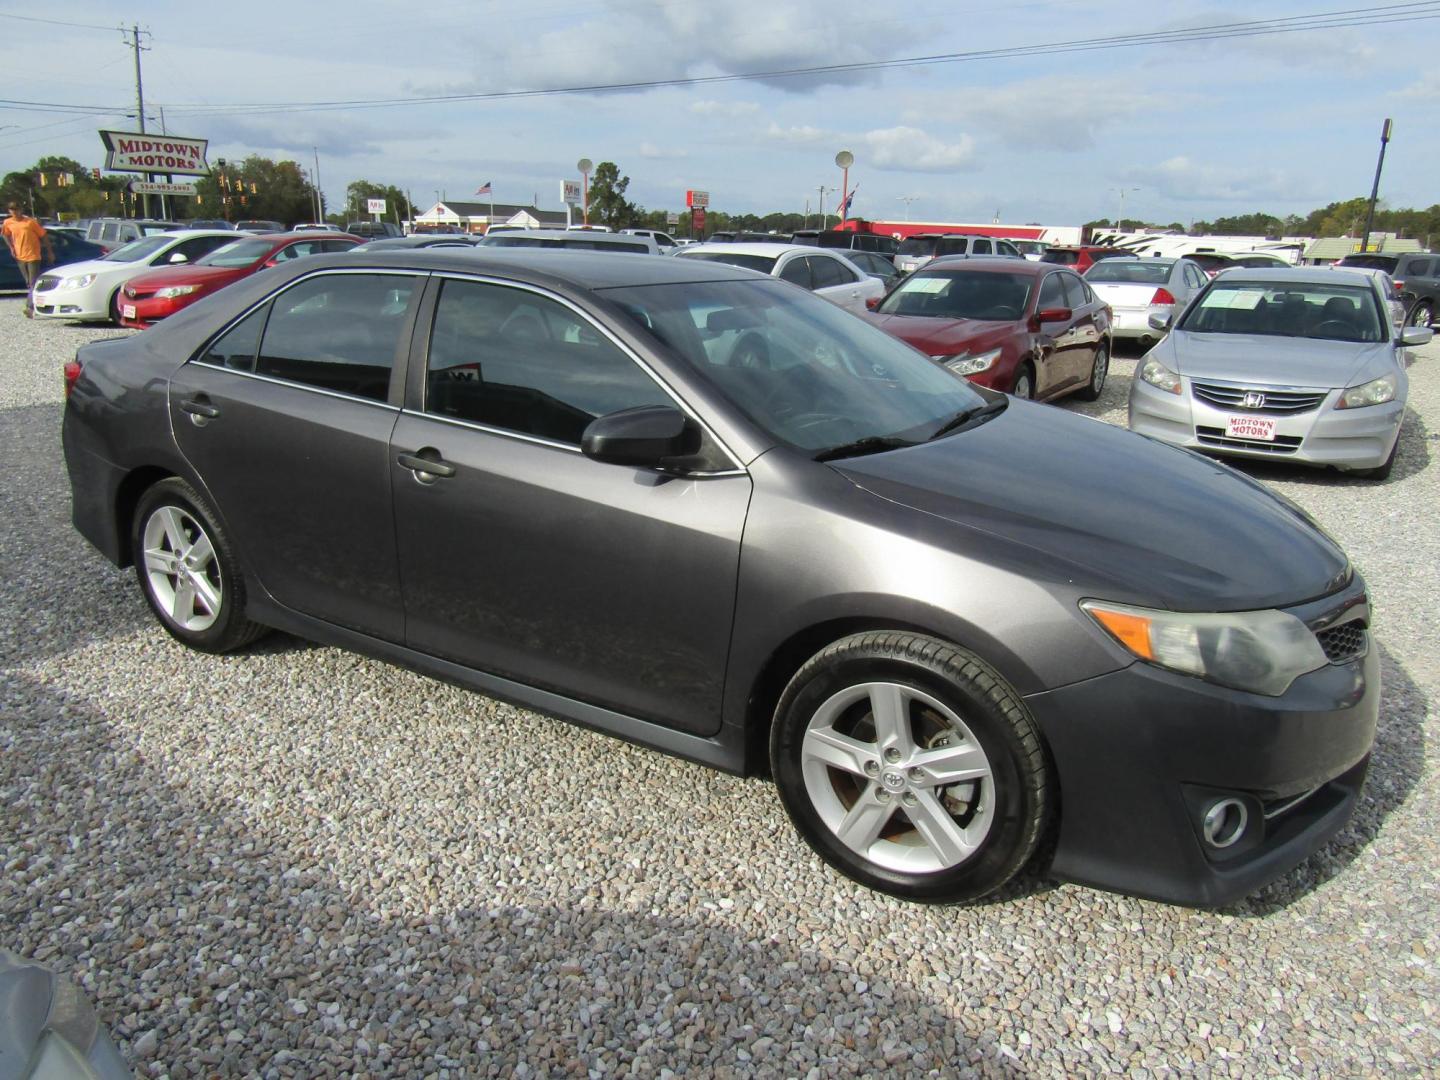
151, 2, 1440, 117
0, 12, 119, 32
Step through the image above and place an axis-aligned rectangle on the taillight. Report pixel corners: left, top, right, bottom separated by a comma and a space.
1151, 287, 1176, 305
64, 359, 82, 397
1392, 279, 1404, 293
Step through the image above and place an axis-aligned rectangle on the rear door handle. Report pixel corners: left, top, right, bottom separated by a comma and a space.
397, 451, 456, 481
180, 398, 219, 419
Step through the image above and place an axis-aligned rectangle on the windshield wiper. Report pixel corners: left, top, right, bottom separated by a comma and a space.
814, 435, 916, 462
928, 396, 1008, 440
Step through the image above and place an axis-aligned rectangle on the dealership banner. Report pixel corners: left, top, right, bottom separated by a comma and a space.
100, 131, 210, 176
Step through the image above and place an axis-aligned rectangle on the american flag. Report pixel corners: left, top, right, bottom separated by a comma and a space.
837, 186, 857, 215
475, 181, 492, 196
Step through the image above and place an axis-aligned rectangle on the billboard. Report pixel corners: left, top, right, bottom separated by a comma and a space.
100, 131, 209, 176
367, 198, 387, 215
686, 189, 709, 209
561, 180, 582, 206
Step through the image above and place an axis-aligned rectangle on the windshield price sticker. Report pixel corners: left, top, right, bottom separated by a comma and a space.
1205, 288, 1268, 311
904, 277, 950, 294
1227, 415, 1276, 441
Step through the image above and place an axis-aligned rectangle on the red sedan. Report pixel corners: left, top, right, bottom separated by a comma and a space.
862, 257, 1113, 402
119, 232, 360, 328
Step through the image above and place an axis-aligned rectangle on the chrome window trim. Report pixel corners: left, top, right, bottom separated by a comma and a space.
426, 271, 748, 473
186, 267, 430, 407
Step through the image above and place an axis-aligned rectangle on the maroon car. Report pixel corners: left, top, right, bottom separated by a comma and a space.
862, 257, 1113, 402
119, 232, 359, 328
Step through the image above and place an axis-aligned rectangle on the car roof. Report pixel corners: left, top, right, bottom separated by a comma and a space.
311, 247, 764, 289
1095, 256, 1180, 266
681, 243, 835, 257
919, 256, 1048, 275
1211, 267, 1380, 287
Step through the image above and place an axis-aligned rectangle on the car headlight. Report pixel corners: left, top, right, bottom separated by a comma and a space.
1336, 373, 1397, 409
1139, 357, 1182, 394
155, 285, 201, 299
938, 347, 1002, 375
1081, 600, 1328, 696
59, 273, 96, 290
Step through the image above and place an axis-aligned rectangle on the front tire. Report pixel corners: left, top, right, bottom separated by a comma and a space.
770, 632, 1051, 903
131, 478, 268, 653
1011, 363, 1035, 400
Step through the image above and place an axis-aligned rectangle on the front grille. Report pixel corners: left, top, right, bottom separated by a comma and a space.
1192, 381, 1327, 415
1316, 621, 1367, 663
1195, 426, 1303, 454
35, 274, 60, 291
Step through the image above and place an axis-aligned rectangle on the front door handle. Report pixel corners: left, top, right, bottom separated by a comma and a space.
397, 450, 457, 481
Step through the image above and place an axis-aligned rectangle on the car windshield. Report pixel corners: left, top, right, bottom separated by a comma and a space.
603, 278, 985, 452
876, 269, 1034, 320
898, 237, 940, 257
100, 236, 172, 263
1337, 255, 1397, 272
1040, 249, 1079, 265
198, 238, 274, 267
815, 233, 855, 249
1179, 280, 1387, 342
678, 251, 778, 273
1086, 261, 1173, 283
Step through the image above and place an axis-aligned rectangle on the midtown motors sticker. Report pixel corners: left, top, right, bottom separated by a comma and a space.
100, 131, 210, 176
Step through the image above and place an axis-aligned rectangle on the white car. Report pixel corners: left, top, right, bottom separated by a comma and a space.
622, 228, 680, 253
30, 230, 239, 323
675, 243, 884, 315
1084, 257, 1209, 347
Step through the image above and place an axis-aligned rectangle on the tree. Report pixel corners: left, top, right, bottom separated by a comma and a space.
193, 155, 315, 225
586, 162, 637, 230
345, 179, 414, 226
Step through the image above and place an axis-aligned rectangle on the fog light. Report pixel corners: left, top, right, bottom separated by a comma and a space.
1202, 798, 1248, 849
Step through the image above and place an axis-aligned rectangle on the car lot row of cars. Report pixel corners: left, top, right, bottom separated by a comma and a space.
60, 241, 1418, 907
17, 220, 1435, 483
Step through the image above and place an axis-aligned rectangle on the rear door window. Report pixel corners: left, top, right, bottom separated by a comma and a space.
254, 273, 416, 401
972, 239, 992, 255
199, 306, 268, 372
812, 255, 855, 288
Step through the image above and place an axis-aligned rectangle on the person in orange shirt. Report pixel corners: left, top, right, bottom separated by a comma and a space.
3, 203, 54, 317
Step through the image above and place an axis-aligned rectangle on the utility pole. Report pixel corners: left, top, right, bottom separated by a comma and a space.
897, 195, 919, 221
816, 185, 834, 228
1359, 119, 1393, 256
1110, 186, 1140, 232
123, 25, 152, 219
313, 147, 324, 223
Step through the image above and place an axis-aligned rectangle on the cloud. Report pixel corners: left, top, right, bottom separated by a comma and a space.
689, 100, 761, 117
863, 126, 976, 173
639, 142, 688, 159
765, 123, 830, 145
1123, 156, 1309, 204
912, 76, 1176, 153
438, 0, 926, 95
1394, 74, 1440, 100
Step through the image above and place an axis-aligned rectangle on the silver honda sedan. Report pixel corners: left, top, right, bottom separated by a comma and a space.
1129, 267, 1433, 479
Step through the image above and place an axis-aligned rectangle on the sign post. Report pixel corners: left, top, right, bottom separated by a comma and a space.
577, 158, 593, 227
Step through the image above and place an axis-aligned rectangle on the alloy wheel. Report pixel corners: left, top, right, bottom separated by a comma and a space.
800, 681, 995, 874
141, 505, 223, 632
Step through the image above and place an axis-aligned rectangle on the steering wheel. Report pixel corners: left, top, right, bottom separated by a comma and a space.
730, 332, 771, 370
1312, 319, 1358, 340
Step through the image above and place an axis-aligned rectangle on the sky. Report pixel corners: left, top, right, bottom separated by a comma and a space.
3, 0, 1438, 230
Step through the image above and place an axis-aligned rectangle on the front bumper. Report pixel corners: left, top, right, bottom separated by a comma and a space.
117, 291, 201, 328
1129, 376, 1403, 471
31, 281, 110, 321
1025, 584, 1377, 907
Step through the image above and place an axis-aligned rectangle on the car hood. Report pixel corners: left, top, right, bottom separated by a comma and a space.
832, 401, 1350, 612
126, 264, 250, 290
1167, 330, 1387, 387
39, 257, 129, 280
862, 313, 1014, 354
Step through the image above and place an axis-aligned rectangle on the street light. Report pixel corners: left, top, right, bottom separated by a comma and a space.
1109, 187, 1140, 232
577, 158, 593, 226
896, 195, 919, 221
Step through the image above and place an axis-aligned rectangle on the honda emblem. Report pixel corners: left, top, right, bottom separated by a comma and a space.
1242, 391, 1266, 409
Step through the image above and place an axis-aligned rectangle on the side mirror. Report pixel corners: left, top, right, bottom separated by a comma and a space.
168, 251, 188, 264
865, 296, 881, 311
1400, 325, 1433, 347
1148, 311, 1174, 332
581, 405, 700, 469
1036, 307, 1072, 323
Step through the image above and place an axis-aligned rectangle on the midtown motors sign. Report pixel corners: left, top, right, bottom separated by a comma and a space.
100, 131, 210, 176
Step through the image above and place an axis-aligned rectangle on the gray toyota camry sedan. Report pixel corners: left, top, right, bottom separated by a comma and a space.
63, 250, 1378, 907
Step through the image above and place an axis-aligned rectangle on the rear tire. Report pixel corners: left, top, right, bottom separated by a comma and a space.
770, 631, 1051, 903
1075, 343, 1109, 401
1408, 301, 1433, 329
131, 478, 268, 653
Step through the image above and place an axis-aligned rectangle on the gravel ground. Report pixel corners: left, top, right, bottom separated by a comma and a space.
2, 296, 1438, 1078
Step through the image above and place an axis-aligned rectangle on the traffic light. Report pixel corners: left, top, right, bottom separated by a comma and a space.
92, 167, 101, 181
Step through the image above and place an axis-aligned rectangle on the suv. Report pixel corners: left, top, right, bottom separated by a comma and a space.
895, 233, 1021, 274
1336, 252, 1439, 328
1040, 245, 1130, 274
84, 218, 180, 250
816, 231, 900, 258
622, 228, 680, 252
344, 221, 403, 240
